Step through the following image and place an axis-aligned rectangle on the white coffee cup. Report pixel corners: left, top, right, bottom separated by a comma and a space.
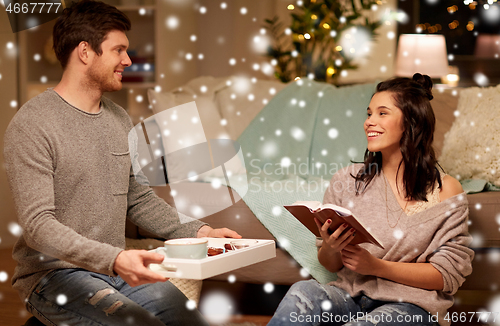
162, 238, 208, 259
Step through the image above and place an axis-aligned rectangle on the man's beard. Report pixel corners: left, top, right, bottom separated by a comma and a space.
86, 60, 122, 93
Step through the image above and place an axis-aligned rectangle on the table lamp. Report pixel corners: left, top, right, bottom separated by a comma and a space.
395, 34, 449, 78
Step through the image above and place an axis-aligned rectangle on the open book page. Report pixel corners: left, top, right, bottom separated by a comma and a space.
284, 201, 384, 249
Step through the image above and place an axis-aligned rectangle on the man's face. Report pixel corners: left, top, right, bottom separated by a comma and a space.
86, 30, 132, 93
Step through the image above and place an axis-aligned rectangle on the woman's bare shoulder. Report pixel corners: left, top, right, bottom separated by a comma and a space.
439, 175, 464, 202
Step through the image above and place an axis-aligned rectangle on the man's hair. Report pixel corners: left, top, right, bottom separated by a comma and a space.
53, 0, 131, 69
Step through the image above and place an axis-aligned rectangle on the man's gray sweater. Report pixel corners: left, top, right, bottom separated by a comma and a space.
4, 89, 205, 303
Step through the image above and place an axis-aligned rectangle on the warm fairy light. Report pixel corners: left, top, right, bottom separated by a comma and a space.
447, 5, 458, 13
335, 45, 343, 51
294, 77, 301, 81
298, 34, 305, 40
448, 20, 459, 29
311, 14, 318, 20
326, 67, 335, 76
287, 4, 294, 10
469, 3, 476, 9
467, 21, 475, 31
304, 33, 311, 39
322, 23, 330, 29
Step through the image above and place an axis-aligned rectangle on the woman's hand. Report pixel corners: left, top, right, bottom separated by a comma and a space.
315, 218, 356, 273
315, 219, 356, 254
341, 244, 382, 275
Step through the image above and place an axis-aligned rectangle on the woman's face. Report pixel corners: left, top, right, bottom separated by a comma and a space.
364, 91, 405, 155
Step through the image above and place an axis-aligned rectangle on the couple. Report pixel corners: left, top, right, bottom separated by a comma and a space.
4, 1, 472, 325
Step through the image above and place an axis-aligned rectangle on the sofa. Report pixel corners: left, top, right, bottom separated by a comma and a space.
125, 76, 500, 313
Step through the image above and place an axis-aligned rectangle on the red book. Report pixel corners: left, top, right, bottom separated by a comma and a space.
284, 201, 384, 249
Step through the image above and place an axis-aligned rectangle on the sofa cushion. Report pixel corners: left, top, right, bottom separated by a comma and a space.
439, 85, 500, 186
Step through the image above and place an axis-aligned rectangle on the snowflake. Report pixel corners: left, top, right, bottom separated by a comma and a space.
278, 238, 290, 250
229, 58, 236, 65
165, 16, 179, 30
56, 294, 67, 305
275, 129, 282, 136
220, 2, 227, 9
393, 229, 404, 239
199, 292, 234, 324
291, 127, 306, 141
263, 282, 274, 293
0, 271, 7, 282
186, 300, 197, 310
328, 128, 339, 139
474, 72, 489, 86
347, 147, 358, 158
10, 100, 17, 108
199, 6, 207, 14
272, 206, 282, 216
240, 7, 247, 15
8, 222, 22, 237
487, 251, 500, 264
280, 157, 291, 168
211, 179, 221, 189
300, 268, 309, 278
227, 275, 236, 283
321, 300, 332, 311
261, 141, 278, 157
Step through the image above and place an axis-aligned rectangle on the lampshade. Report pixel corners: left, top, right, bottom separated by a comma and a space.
395, 34, 449, 78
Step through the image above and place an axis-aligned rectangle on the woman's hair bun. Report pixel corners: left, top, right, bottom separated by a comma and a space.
412, 73, 433, 100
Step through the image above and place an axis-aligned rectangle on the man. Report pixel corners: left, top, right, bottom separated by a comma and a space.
4, 0, 239, 325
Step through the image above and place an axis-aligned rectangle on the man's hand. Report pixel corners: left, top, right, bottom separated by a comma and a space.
113, 250, 168, 287
197, 225, 242, 238
341, 244, 381, 275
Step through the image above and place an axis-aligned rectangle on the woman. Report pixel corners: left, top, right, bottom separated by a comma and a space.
268, 74, 473, 326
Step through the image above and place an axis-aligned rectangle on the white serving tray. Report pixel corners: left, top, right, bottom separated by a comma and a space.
149, 238, 276, 280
